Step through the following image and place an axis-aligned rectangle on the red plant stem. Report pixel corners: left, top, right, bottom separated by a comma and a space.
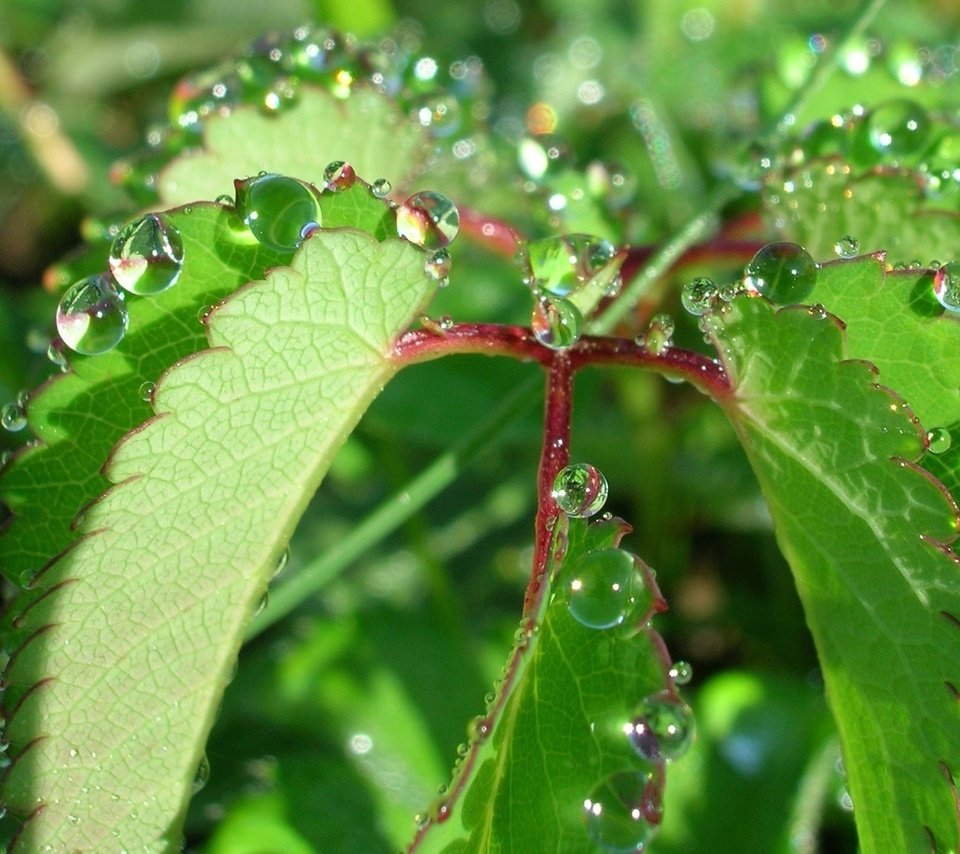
393, 323, 551, 366
457, 204, 525, 259
524, 352, 572, 617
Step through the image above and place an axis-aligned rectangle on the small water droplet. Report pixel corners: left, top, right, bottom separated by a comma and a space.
1, 401, 26, 432
552, 463, 609, 518
934, 262, 960, 313
863, 98, 930, 157
527, 234, 617, 298
109, 214, 185, 295
532, 296, 583, 350
927, 427, 952, 455
681, 277, 719, 316
644, 313, 674, 356
743, 242, 817, 304
254, 591, 268, 616
56, 274, 129, 356
138, 381, 156, 403
323, 160, 356, 192
272, 547, 290, 579
424, 248, 452, 284
234, 173, 321, 253
833, 235, 860, 259
668, 661, 693, 686
626, 693, 695, 761
192, 754, 210, 794
564, 549, 638, 630
396, 191, 460, 249
583, 768, 662, 852
46, 342, 68, 371
371, 178, 392, 198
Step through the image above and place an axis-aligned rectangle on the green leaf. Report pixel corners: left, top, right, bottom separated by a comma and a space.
159, 87, 432, 206
414, 516, 678, 853
807, 256, 960, 431
2, 228, 436, 849
766, 160, 960, 263
707, 296, 960, 853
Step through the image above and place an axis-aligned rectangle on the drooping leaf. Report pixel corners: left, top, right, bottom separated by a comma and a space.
413, 515, 680, 853
159, 87, 432, 206
706, 296, 960, 853
2, 228, 436, 849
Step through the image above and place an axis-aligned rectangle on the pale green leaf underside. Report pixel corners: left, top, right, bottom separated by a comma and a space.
159, 86, 431, 205
3, 230, 435, 850
809, 256, 960, 431
709, 297, 960, 853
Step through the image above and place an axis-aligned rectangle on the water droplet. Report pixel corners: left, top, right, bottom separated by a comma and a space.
396, 191, 460, 249
743, 242, 817, 304
863, 99, 930, 157
527, 234, 617, 298
234, 173, 321, 253
138, 382, 156, 403
272, 547, 290, 579
668, 661, 693, 685
680, 277, 719, 316
192, 754, 210, 794
564, 549, 637, 630
933, 262, 960, 313
323, 160, 356, 192
626, 693, 695, 761
371, 178, 392, 198
46, 342, 68, 371
424, 248, 452, 284
468, 715, 492, 742
927, 427, 952, 455
583, 768, 662, 852
56, 274, 129, 356
552, 463, 609, 518
1, 401, 26, 432
531, 296, 583, 350
254, 590, 268, 616
834, 235, 860, 259
109, 214, 185, 295
644, 313, 674, 356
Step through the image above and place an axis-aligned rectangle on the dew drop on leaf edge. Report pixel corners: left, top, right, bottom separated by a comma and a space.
933, 262, 960, 313
552, 463, 609, 518
56, 274, 129, 356
743, 242, 817, 304
1, 401, 26, 432
625, 693, 696, 762
927, 427, 952, 455
644, 313, 674, 356
323, 160, 356, 192
681, 277, 719, 316
108, 214, 185, 296
834, 235, 860, 259
396, 191, 460, 250
234, 173, 321, 253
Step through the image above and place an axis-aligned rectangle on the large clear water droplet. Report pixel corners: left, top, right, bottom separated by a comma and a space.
833, 235, 860, 259
680, 277, 719, 316
396, 191, 460, 249
743, 242, 817, 304
323, 160, 356, 192
864, 99, 930, 157
552, 463, 609, 518
109, 214, 185, 295
564, 548, 637, 630
532, 296, 583, 350
583, 768, 661, 853
625, 693, 696, 761
527, 234, 617, 298
1, 401, 26, 432
56, 274, 129, 356
234, 173, 321, 253
933, 262, 960, 313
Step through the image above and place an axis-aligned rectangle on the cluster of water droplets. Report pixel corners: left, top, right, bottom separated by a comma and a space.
518, 232, 622, 350
115, 25, 491, 206
546, 464, 695, 850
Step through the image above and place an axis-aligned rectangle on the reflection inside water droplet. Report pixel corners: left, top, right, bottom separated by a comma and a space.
56, 274, 129, 356
552, 463, 609, 517
743, 242, 817, 304
109, 214, 185, 295
583, 767, 662, 853
532, 296, 582, 350
564, 549, 637, 629
396, 191, 460, 249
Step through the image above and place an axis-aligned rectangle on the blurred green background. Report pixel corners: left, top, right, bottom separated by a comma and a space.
2, 0, 958, 850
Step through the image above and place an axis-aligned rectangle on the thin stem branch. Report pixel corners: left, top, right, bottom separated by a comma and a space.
393, 323, 550, 366
457, 203, 524, 259
525, 353, 572, 616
